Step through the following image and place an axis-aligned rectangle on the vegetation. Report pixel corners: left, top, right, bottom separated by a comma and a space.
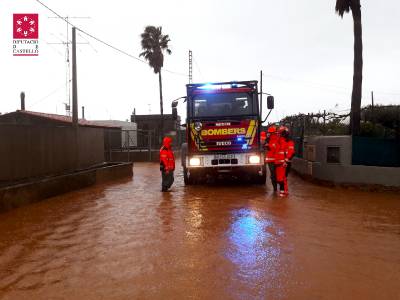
281, 105, 400, 139
139, 26, 172, 136
360, 105, 400, 138
335, 0, 363, 136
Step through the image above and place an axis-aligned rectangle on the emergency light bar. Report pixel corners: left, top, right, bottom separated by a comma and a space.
188, 81, 258, 95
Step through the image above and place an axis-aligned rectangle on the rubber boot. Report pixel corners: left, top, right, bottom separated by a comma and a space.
271, 179, 278, 192
283, 176, 289, 195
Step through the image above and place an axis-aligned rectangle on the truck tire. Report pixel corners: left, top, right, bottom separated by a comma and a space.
181, 143, 193, 185
254, 165, 267, 185
181, 143, 188, 168
183, 167, 192, 185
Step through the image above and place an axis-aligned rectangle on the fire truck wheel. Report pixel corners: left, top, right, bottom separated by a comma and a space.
181, 143, 188, 168
253, 166, 267, 185
183, 168, 193, 185
255, 173, 267, 185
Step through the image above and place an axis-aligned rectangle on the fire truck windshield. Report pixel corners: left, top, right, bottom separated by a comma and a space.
192, 92, 255, 118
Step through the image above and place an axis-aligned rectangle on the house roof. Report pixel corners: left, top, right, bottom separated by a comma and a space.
132, 114, 174, 119
0, 110, 120, 128
131, 114, 181, 122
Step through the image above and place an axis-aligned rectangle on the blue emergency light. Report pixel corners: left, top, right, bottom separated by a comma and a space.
199, 83, 215, 90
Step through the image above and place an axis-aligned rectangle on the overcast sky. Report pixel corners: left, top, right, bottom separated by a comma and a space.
1, 0, 399, 122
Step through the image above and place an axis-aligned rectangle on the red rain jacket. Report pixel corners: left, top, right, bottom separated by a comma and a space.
287, 140, 295, 161
274, 137, 288, 165
265, 134, 279, 163
160, 137, 175, 172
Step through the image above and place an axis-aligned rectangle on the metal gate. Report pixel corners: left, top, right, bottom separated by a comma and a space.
105, 128, 156, 162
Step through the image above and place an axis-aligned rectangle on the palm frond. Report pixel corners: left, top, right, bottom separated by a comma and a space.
335, 0, 351, 17
139, 25, 171, 73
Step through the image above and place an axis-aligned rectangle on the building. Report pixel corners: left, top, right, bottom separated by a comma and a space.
0, 110, 117, 128
130, 114, 181, 148
90, 120, 138, 148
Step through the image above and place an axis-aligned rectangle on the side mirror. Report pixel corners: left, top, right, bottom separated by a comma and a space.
172, 100, 178, 120
267, 96, 274, 110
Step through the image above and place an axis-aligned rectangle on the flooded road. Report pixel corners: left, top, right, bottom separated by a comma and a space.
0, 163, 399, 300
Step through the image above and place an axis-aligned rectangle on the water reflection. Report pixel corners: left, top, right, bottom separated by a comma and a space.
226, 208, 286, 298
157, 192, 175, 233
184, 197, 204, 242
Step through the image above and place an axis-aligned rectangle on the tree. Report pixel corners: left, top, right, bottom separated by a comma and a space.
139, 26, 172, 140
335, 0, 363, 136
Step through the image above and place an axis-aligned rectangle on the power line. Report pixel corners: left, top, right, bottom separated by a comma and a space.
31, 82, 69, 106
77, 32, 98, 53
373, 91, 400, 96
262, 73, 351, 94
34, 0, 187, 77
193, 56, 204, 81
262, 73, 400, 97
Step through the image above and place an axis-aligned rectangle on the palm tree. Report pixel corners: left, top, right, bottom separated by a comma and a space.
335, 0, 363, 136
139, 26, 172, 140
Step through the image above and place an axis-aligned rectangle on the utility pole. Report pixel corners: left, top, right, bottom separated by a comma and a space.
20, 91, 25, 111
260, 70, 263, 121
396, 106, 400, 141
48, 16, 90, 116
323, 110, 326, 125
72, 27, 78, 127
81, 106, 85, 119
371, 91, 375, 124
189, 50, 193, 84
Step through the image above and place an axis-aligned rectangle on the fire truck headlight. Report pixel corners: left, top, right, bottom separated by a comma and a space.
189, 157, 202, 166
194, 122, 202, 132
248, 155, 261, 164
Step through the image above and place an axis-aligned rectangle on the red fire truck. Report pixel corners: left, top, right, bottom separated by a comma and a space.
172, 81, 274, 185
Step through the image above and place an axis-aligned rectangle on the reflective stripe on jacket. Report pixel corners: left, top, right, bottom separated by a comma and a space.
274, 138, 288, 165
265, 134, 279, 163
160, 146, 175, 172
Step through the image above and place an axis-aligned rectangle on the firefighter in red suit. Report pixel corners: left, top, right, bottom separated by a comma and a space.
265, 125, 279, 191
160, 137, 175, 192
275, 126, 289, 195
281, 128, 295, 177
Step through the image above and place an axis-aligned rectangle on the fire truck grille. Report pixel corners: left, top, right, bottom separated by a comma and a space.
211, 159, 238, 166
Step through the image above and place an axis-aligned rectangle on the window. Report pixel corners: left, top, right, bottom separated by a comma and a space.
192, 92, 255, 117
327, 146, 341, 164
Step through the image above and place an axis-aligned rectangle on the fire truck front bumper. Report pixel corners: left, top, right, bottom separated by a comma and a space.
186, 152, 264, 172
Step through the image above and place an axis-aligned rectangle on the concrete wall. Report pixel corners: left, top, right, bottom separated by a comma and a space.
105, 150, 159, 163
0, 125, 105, 183
0, 162, 133, 213
293, 135, 400, 188
292, 157, 400, 187
304, 136, 352, 165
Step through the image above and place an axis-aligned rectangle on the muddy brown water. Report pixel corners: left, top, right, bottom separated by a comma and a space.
0, 163, 399, 300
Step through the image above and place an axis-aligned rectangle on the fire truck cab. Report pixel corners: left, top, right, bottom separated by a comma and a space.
172, 81, 274, 185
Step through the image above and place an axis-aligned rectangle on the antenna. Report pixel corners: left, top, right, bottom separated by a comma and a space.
189, 50, 193, 84
63, 102, 71, 116
48, 16, 90, 115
